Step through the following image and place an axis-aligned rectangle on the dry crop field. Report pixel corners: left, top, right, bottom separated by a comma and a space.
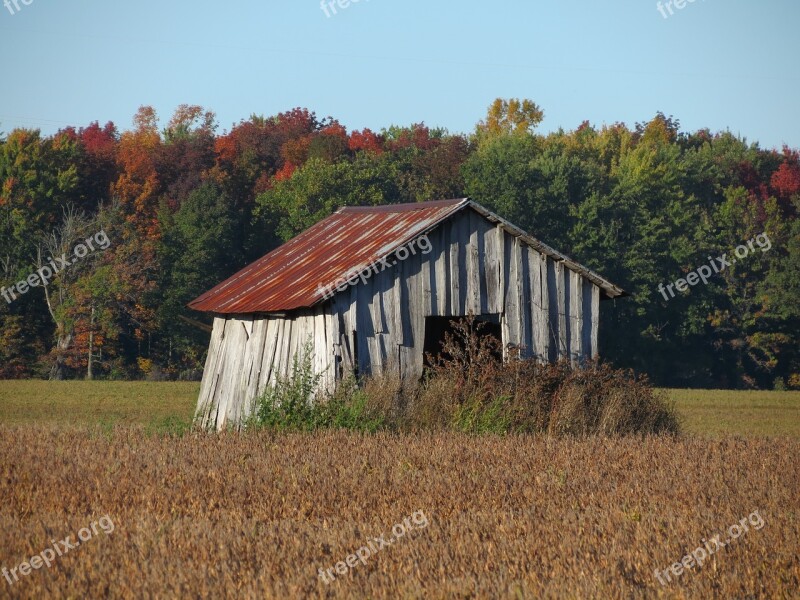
0, 425, 799, 599
1, 383, 799, 598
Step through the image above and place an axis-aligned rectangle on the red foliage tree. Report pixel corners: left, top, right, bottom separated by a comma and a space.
770, 147, 800, 213
349, 128, 384, 154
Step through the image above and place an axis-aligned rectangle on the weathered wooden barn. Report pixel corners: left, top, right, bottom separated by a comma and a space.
189, 198, 626, 431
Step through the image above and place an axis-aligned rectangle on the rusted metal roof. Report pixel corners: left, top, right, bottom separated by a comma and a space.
189, 198, 626, 315
188, 199, 469, 314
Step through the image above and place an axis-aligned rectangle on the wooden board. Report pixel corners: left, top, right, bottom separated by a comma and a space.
483, 221, 500, 314
591, 284, 600, 358
539, 254, 551, 362
570, 270, 583, 365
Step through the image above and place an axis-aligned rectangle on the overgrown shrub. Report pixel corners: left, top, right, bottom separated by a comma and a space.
248, 343, 384, 433
322, 375, 385, 433
415, 317, 680, 436
249, 343, 322, 431
248, 320, 681, 437
451, 394, 511, 434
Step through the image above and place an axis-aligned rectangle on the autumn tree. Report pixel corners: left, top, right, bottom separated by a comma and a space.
475, 98, 544, 143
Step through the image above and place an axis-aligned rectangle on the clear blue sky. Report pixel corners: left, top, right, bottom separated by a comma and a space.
1, 1, 798, 149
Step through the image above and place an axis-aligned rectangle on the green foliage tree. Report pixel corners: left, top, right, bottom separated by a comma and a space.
255, 153, 403, 242
157, 182, 240, 373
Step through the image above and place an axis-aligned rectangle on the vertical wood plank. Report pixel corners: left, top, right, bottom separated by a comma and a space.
467, 240, 481, 316
407, 250, 426, 381
421, 246, 433, 317
520, 246, 533, 358
288, 316, 302, 379
277, 316, 293, 380
328, 297, 346, 380
570, 270, 583, 365
539, 254, 551, 362
466, 211, 481, 315
313, 308, 328, 393
397, 256, 413, 382
473, 212, 490, 315
368, 273, 384, 375
195, 316, 227, 427
263, 317, 284, 388
484, 223, 499, 314
591, 284, 600, 359
449, 218, 461, 316
505, 236, 522, 350
497, 225, 508, 353
391, 265, 404, 347
581, 280, 594, 363
457, 213, 469, 315
560, 265, 570, 361
379, 267, 398, 375
233, 317, 257, 429
550, 260, 567, 360
218, 317, 249, 430
435, 223, 449, 317
325, 307, 341, 390
356, 276, 374, 377
527, 248, 542, 361
242, 318, 268, 424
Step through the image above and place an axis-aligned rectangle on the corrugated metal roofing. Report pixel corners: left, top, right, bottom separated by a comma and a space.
188, 198, 626, 315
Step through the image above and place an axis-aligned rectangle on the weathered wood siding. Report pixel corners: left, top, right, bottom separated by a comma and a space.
194, 308, 336, 431
196, 208, 602, 431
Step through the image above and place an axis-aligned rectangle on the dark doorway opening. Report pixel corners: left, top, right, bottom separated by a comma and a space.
423, 314, 502, 368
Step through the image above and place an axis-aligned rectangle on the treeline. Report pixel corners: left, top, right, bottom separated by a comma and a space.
0, 100, 798, 388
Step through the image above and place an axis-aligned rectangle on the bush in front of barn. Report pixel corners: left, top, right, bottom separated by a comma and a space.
410, 318, 681, 436
248, 320, 680, 436
247, 344, 386, 433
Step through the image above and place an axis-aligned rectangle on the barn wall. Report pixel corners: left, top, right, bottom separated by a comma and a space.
194, 307, 336, 432
196, 208, 602, 431
330, 209, 602, 383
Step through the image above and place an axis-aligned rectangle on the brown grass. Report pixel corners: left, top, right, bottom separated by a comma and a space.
1, 427, 798, 599
400, 318, 680, 436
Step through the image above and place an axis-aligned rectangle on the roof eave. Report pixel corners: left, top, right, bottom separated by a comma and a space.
463, 200, 628, 299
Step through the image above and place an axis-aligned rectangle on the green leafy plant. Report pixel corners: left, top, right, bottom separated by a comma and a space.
248, 345, 385, 432
249, 341, 323, 432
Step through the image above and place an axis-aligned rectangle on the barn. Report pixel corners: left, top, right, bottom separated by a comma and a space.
189, 198, 626, 431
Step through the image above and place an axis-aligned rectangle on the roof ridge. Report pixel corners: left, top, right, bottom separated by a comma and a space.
337, 198, 468, 214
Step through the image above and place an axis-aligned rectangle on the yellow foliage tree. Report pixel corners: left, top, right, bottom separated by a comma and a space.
476, 98, 544, 142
